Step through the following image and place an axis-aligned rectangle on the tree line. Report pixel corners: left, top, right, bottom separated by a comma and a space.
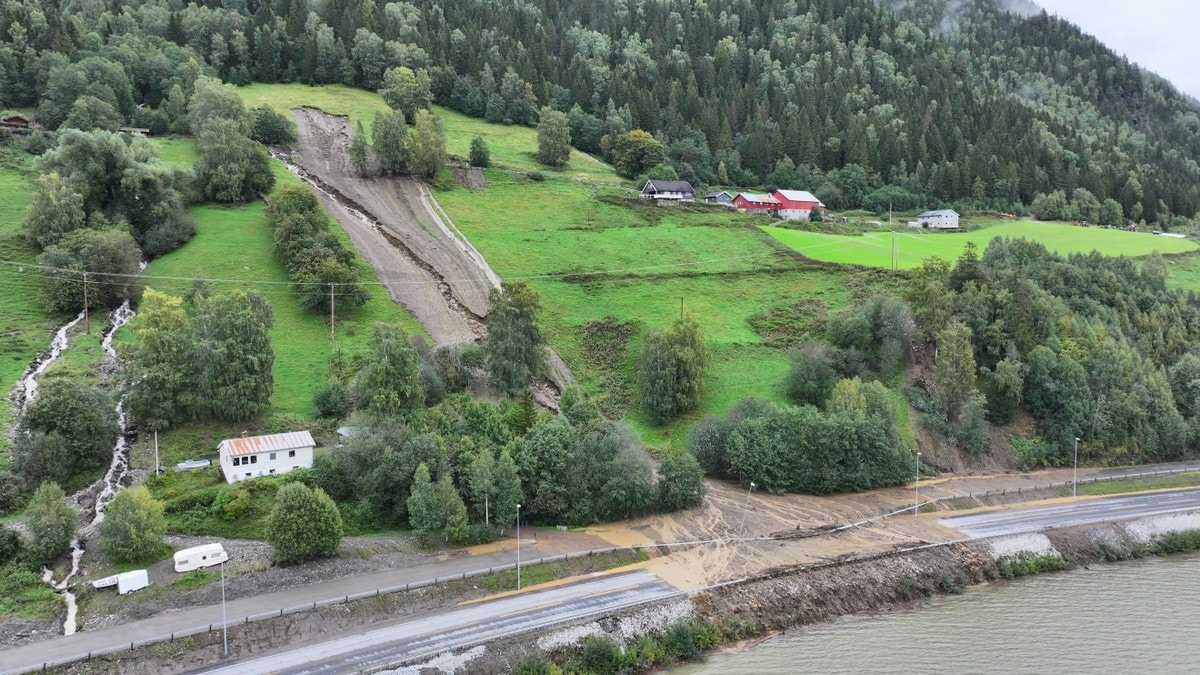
3, 0, 1198, 222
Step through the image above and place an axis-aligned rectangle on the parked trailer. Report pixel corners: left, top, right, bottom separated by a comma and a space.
92, 569, 150, 595
174, 543, 229, 572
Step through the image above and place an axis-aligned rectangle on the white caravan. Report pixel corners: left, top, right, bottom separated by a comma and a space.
92, 569, 150, 595
174, 543, 229, 572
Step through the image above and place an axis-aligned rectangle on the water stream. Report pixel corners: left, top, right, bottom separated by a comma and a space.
39, 301, 139, 635
12, 311, 86, 415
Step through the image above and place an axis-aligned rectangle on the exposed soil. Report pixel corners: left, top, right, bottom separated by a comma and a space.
287, 108, 497, 345
285, 108, 574, 400
450, 162, 488, 191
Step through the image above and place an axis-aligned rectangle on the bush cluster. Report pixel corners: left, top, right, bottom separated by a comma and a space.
265, 184, 369, 314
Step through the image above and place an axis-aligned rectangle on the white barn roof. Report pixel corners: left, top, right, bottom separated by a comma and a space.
919, 209, 959, 217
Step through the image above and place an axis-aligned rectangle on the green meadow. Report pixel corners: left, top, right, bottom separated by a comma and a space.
436, 170, 852, 445
764, 221, 1198, 269
235, 83, 616, 181
141, 145, 424, 416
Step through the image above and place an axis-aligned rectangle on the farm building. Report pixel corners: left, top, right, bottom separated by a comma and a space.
703, 191, 734, 205
733, 192, 781, 216
218, 430, 315, 484
911, 209, 960, 230
0, 114, 32, 129
771, 190, 825, 221
640, 179, 695, 201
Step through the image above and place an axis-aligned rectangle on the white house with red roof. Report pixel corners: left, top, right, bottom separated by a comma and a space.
732, 192, 781, 215
771, 190, 825, 221
218, 430, 315, 483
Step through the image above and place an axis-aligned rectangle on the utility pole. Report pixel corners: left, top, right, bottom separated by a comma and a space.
329, 283, 335, 344
154, 429, 160, 476
82, 272, 90, 334
679, 296, 684, 321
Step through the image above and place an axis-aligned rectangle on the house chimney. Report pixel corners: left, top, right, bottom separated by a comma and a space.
242, 430, 248, 439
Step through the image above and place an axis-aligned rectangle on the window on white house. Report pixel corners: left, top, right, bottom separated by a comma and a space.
233, 457, 240, 466
269, 452, 276, 460
289, 450, 296, 457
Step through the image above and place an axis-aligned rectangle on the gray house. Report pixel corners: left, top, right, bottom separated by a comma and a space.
641, 179, 695, 202
703, 190, 734, 206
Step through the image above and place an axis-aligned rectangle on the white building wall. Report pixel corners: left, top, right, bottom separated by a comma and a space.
221, 446, 315, 483
777, 208, 813, 221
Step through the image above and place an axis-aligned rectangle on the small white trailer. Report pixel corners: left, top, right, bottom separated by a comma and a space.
92, 569, 150, 595
174, 543, 229, 573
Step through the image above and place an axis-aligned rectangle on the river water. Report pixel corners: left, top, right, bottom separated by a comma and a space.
679, 551, 1200, 674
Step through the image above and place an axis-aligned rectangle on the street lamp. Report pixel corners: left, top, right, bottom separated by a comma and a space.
1073, 437, 1081, 497
516, 503, 522, 590
914, 452, 922, 516
738, 482, 756, 537
220, 559, 228, 656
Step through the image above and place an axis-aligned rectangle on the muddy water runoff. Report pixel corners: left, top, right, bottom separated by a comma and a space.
679, 550, 1200, 674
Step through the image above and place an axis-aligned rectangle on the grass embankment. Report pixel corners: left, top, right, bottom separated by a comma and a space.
437, 171, 854, 445
764, 221, 1198, 270
1077, 471, 1200, 496
235, 83, 615, 180
477, 548, 649, 593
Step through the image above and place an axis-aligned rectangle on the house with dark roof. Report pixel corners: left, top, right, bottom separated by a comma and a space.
771, 189, 825, 221
703, 190, 734, 206
640, 179, 695, 201
218, 430, 315, 483
0, 114, 32, 129
911, 209, 960, 230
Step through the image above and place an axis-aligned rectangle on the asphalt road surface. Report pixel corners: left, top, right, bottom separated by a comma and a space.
940, 489, 1200, 538
197, 570, 679, 675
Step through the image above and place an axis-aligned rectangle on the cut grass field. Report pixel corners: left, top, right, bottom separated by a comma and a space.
141, 141, 424, 416
235, 83, 618, 181
764, 221, 1198, 269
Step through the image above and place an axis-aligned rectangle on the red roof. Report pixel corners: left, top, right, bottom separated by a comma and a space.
771, 190, 824, 208
734, 193, 780, 208
218, 431, 314, 457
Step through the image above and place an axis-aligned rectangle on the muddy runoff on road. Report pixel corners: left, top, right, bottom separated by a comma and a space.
282, 108, 573, 402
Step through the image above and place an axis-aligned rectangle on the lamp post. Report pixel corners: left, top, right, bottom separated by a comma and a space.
220, 559, 228, 656
1073, 437, 1081, 497
738, 482, 756, 537
914, 452, 922, 516
516, 503, 522, 590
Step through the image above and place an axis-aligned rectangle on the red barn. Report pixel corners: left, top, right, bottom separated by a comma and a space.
733, 192, 781, 215
0, 114, 32, 129
771, 190, 825, 221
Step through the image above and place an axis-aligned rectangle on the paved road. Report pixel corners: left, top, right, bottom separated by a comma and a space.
0, 543, 557, 674
197, 571, 678, 675
940, 489, 1200, 538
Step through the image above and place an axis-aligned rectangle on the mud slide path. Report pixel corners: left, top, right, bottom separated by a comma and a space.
287, 109, 574, 394
288, 108, 493, 345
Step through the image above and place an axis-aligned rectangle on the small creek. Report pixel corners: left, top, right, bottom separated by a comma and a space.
36, 301, 139, 635
13, 311, 86, 415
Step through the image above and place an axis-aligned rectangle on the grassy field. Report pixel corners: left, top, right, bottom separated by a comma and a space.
436, 171, 852, 445
141, 142, 424, 416
0, 148, 56, 457
1078, 471, 1200, 496
764, 221, 1199, 269
235, 83, 617, 181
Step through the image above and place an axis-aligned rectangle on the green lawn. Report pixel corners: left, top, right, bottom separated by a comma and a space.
235, 83, 620, 181
437, 171, 850, 446
141, 142, 423, 416
764, 221, 1199, 269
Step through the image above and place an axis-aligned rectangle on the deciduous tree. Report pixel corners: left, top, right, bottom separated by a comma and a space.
25, 482, 77, 565
468, 135, 490, 168
409, 109, 447, 179
486, 282, 546, 395
267, 482, 343, 563
372, 109, 408, 174
99, 486, 167, 563
379, 66, 431, 121
535, 107, 571, 168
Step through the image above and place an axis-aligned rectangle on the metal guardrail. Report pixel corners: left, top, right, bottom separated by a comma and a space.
8, 467, 1196, 674
2, 537, 773, 675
